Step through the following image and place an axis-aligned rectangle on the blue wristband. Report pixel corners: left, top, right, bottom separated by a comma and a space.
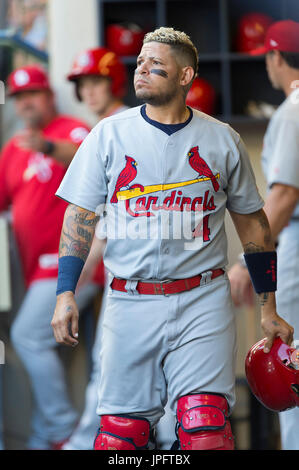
243, 251, 277, 294
56, 256, 85, 296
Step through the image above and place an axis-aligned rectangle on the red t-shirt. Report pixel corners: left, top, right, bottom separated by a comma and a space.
0, 114, 105, 287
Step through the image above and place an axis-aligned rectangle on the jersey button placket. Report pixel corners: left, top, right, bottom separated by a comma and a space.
157, 137, 172, 279
154, 137, 168, 279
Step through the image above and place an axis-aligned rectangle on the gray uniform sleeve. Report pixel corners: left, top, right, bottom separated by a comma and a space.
268, 118, 299, 190
226, 137, 264, 214
56, 126, 107, 212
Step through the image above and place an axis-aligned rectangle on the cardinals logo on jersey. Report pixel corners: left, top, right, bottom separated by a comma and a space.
187, 146, 219, 192
110, 156, 142, 203
110, 150, 220, 220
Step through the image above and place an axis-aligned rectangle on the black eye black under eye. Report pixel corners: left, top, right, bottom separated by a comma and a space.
150, 69, 168, 78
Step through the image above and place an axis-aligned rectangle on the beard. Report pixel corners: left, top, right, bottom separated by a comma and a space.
21, 109, 43, 129
135, 77, 179, 106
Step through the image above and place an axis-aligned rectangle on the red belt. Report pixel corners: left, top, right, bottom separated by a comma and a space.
111, 269, 225, 295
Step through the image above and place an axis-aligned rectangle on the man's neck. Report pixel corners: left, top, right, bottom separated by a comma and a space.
145, 101, 190, 124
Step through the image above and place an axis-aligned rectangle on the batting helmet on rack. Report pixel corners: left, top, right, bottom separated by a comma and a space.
186, 77, 216, 115
67, 47, 127, 100
236, 12, 274, 53
7, 65, 52, 97
245, 337, 299, 412
105, 23, 145, 56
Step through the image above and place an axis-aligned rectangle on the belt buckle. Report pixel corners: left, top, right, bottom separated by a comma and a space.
200, 270, 213, 286
154, 279, 171, 295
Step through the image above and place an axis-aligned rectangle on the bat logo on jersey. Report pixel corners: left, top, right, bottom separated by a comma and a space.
187, 146, 220, 192
110, 152, 220, 221
103, 152, 221, 246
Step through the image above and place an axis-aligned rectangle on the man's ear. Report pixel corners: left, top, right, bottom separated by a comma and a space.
180, 66, 195, 88
274, 49, 284, 67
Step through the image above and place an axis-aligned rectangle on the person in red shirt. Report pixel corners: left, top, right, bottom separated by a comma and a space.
0, 64, 98, 449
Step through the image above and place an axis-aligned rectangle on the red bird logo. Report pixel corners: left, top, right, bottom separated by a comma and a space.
110, 156, 138, 203
187, 146, 219, 192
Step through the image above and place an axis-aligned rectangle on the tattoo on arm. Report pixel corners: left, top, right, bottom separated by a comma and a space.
74, 211, 98, 227
59, 204, 99, 262
244, 242, 264, 254
77, 226, 93, 243
243, 210, 273, 254
259, 292, 269, 306
257, 210, 272, 246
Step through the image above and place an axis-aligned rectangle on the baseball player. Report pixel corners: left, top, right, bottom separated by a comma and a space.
229, 20, 299, 450
62, 46, 176, 450
51, 27, 293, 451
0, 64, 100, 449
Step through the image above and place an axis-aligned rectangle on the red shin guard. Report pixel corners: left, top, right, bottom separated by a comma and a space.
94, 415, 150, 450
176, 393, 234, 450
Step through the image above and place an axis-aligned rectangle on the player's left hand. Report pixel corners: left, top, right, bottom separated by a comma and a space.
261, 310, 294, 353
15, 128, 48, 153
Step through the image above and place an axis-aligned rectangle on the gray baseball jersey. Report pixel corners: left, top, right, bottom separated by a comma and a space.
262, 88, 299, 219
261, 87, 299, 450
56, 105, 264, 281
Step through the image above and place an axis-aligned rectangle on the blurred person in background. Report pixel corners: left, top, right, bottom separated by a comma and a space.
0, 64, 101, 449
7, 0, 48, 51
228, 20, 299, 450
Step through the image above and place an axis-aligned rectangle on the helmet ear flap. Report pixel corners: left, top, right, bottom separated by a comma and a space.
245, 337, 299, 412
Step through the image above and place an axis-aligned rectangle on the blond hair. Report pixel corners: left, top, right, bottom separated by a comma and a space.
143, 27, 199, 79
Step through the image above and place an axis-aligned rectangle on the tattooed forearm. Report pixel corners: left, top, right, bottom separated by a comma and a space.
74, 211, 99, 227
59, 237, 91, 260
257, 210, 272, 246
243, 210, 273, 253
59, 204, 99, 261
77, 226, 93, 243
243, 211, 273, 253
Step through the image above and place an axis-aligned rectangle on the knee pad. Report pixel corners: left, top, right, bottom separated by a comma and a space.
94, 415, 150, 450
176, 393, 234, 450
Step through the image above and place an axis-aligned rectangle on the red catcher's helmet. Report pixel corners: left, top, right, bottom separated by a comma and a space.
7, 65, 51, 97
236, 12, 274, 53
105, 23, 145, 56
245, 337, 299, 412
67, 47, 127, 99
186, 78, 216, 115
